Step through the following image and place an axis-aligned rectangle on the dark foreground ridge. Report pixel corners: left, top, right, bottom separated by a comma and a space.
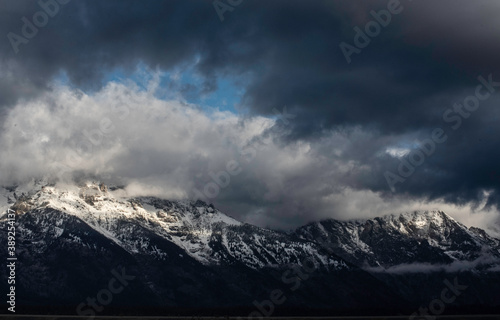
2, 312, 500, 319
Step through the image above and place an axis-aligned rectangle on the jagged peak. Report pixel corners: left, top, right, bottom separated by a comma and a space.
380, 210, 457, 224
302, 210, 470, 239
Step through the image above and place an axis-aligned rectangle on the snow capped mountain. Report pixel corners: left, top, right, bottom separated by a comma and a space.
1, 179, 499, 315
0, 180, 350, 271
296, 210, 500, 268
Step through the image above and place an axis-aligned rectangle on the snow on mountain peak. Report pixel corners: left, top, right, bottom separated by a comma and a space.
2, 180, 498, 271
0, 181, 355, 273
0, 180, 250, 265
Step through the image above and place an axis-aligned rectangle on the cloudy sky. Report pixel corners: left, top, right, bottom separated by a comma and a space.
1, 0, 499, 232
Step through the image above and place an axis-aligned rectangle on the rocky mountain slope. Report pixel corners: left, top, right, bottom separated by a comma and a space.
0, 179, 499, 316
295, 211, 500, 268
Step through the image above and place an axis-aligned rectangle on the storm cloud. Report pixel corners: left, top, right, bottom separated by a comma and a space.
0, 0, 499, 231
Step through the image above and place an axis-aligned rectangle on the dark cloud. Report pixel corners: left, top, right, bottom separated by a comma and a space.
0, 0, 500, 229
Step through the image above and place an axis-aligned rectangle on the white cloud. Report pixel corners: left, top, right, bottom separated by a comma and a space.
365, 254, 500, 274
385, 147, 411, 158
0, 78, 498, 234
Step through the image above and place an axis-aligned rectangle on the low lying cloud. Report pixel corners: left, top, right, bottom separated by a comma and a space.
488, 265, 500, 272
1, 77, 499, 234
365, 254, 500, 274
0, 1, 499, 233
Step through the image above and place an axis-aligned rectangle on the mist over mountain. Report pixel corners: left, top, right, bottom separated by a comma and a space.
1, 180, 499, 316
1, 0, 500, 233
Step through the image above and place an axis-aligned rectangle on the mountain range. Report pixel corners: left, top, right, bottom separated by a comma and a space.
1, 179, 499, 317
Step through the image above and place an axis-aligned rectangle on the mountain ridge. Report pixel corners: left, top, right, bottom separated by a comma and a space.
1, 180, 500, 314
2, 180, 499, 269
